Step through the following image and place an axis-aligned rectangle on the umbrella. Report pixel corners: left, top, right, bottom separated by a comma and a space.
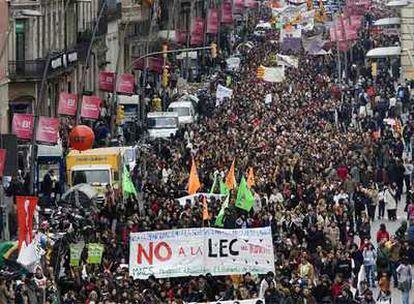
60, 183, 98, 209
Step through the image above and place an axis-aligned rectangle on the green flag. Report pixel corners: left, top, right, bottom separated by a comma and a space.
87, 243, 104, 264
123, 165, 137, 197
70, 243, 84, 267
215, 195, 229, 227
235, 177, 255, 212
210, 174, 218, 194
219, 178, 229, 195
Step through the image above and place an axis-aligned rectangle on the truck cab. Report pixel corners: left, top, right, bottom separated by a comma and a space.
146, 112, 179, 139
167, 101, 197, 125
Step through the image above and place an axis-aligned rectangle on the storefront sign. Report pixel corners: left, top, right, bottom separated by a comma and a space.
129, 227, 275, 279
58, 92, 77, 116
12, 113, 34, 140
36, 116, 59, 144
80, 96, 102, 120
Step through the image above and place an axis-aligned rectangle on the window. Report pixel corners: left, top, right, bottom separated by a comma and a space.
15, 19, 25, 70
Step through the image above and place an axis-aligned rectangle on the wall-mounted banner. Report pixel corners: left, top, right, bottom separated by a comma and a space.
99, 71, 115, 92
36, 116, 59, 144
12, 113, 34, 140
80, 96, 102, 120
129, 227, 275, 279
58, 93, 77, 116
0, 149, 5, 177
206, 8, 219, 34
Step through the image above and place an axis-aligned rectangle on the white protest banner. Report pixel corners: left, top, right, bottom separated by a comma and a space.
263, 67, 285, 83
264, 93, 272, 105
187, 298, 265, 304
276, 54, 298, 68
17, 240, 45, 271
226, 57, 241, 71
216, 84, 233, 105
129, 227, 275, 279
299, 10, 315, 31
176, 193, 227, 207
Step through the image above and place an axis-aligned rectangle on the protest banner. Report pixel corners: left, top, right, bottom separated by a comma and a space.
87, 243, 104, 264
70, 243, 85, 267
17, 239, 45, 272
276, 54, 298, 68
262, 67, 285, 83
117, 73, 135, 95
16, 196, 38, 249
186, 299, 265, 304
99, 71, 115, 92
216, 84, 233, 104
129, 227, 275, 279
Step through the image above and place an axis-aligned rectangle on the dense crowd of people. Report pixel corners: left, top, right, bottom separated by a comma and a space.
2, 2, 414, 304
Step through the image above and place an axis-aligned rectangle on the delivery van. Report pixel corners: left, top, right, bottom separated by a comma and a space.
146, 112, 179, 139
167, 101, 198, 125
66, 147, 124, 200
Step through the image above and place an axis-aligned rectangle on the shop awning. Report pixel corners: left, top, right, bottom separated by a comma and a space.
366, 46, 401, 58
374, 17, 401, 26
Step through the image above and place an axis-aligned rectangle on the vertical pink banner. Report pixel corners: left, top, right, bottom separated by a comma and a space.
234, 0, 244, 14
58, 92, 77, 116
221, 1, 233, 24
191, 17, 205, 46
0, 149, 6, 177
80, 96, 102, 120
117, 73, 135, 95
12, 113, 34, 140
36, 116, 59, 144
99, 71, 115, 92
206, 8, 219, 34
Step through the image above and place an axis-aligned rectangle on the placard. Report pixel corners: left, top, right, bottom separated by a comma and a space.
36, 117, 59, 144
129, 227, 275, 279
80, 96, 102, 120
12, 113, 34, 140
58, 93, 77, 116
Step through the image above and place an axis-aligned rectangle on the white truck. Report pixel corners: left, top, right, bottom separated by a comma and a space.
146, 112, 179, 139
167, 100, 198, 125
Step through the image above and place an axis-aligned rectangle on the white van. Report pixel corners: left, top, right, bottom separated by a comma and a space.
146, 112, 179, 139
167, 101, 197, 125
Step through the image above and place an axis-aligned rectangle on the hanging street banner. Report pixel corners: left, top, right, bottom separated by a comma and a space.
129, 227, 275, 279
0, 149, 6, 177
12, 113, 34, 140
58, 93, 77, 116
117, 73, 135, 95
80, 96, 102, 120
36, 117, 59, 144
99, 71, 115, 92
186, 299, 265, 304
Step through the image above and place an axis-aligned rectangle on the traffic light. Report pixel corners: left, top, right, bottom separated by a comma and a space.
116, 105, 125, 124
256, 65, 265, 79
211, 42, 217, 59
162, 68, 169, 87
162, 44, 168, 59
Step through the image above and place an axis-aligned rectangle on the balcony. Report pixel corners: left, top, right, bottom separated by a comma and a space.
8, 60, 46, 80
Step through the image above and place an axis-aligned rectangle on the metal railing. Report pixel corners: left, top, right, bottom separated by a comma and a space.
8, 59, 46, 79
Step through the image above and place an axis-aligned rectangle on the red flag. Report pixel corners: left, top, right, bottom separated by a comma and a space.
206, 8, 219, 34
16, 196, 38, 249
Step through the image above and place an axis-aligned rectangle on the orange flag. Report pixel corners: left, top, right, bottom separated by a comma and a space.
188, 158, 201, 195
225, 159, 236, 190
202, 196, 210, 221
247, 167, 255, 188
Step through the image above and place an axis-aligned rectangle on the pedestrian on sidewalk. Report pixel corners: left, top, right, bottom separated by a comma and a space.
396, 258, 412, 304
